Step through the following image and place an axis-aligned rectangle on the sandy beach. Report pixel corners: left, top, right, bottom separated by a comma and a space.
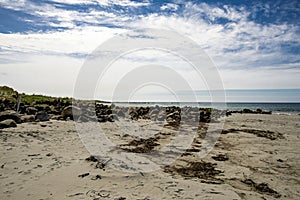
1, 112, 299, 200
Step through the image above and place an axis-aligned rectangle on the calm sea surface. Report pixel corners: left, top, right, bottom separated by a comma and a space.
109, 89, 300, 114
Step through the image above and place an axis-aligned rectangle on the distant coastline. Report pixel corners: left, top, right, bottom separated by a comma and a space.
1, 86, 300, 114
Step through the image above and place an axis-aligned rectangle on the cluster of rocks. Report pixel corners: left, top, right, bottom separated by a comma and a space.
95, 103, 115, 122
93, 104, 226, 126
0, 96, 273, 130
226, 108, 272, 116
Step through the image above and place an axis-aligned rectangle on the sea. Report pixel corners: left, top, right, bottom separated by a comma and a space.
108, 89, 300, 114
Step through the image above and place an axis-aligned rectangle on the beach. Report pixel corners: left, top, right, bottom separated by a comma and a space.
1, 111, 299, 200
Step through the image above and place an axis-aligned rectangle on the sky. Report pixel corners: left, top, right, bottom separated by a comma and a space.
0, 0, 299, 101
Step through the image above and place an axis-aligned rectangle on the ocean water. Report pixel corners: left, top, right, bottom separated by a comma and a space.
114, 102, 300, 114
111, 89, 300, 114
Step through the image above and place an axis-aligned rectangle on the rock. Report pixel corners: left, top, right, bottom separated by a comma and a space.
107, 114, 116, 122
212, 154, 229, 161
242, 108, 255, 113
35, 111, 49, 122
78, 173, 90, 178
40, 123, 47, 127
256, 108, 262, 113
61, 106, 82, 120
21, 115, 35, 123
0, 119, 17, 129
85, 155, 98, 162
0, 110, 22, 124
91, 175, 102, 180
26, 107, 38, 115
262, 110, 272, 114
98, 115, 108, 122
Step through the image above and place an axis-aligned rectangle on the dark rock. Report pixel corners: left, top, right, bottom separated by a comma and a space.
98, 115, 108, 123
107, 114, 116, 122
0, 110, 21, 124
91, 175, 102, 180
78, 173, 89, 178
262, 110, 272, 114
26, 107, 38, 115
40, 123, 47, 127
86, 155, 98, 162
256, 108, 262, 113
212, 154, 229, 161
35, 111, 49, 122
0, 119, 17, 129
242, 109, 255, 113
115, 197, 126, 200
95, 162, 106, 170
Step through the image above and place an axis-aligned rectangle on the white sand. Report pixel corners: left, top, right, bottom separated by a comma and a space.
0, 114, 300, 199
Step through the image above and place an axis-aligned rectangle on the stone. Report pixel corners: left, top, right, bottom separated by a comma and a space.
26, 107, 38, 115
35, 111, 49, 122
61, 106, 82, 120
0, 119, 17, 129
21, 115, 35, 123
0, 110, 21, 123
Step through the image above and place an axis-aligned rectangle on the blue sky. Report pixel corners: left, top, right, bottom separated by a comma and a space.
0, 0, 299, 101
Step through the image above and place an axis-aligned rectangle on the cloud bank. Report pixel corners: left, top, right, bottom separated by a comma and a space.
0, 0, 299, 99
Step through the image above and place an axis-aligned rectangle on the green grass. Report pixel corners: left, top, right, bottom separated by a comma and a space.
21, 94, 72, 105
0, 86, 72, 105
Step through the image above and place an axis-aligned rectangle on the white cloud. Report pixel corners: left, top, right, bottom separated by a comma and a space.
47, 0, 96, 5
0, 0, 150, 8
0, 1, 299, 97
47, 0, 150, 7
0, 26, 125, 56
160, 3, 179, 11
95, 0, 150, 7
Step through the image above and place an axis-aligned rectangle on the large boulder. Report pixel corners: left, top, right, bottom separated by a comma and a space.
35, 111, 49, 122
61, 106, 82, 120
0, 110, 21, 124
0, 119, 17, 129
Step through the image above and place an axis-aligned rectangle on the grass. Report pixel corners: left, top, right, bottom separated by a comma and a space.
0, 86, 72, 105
